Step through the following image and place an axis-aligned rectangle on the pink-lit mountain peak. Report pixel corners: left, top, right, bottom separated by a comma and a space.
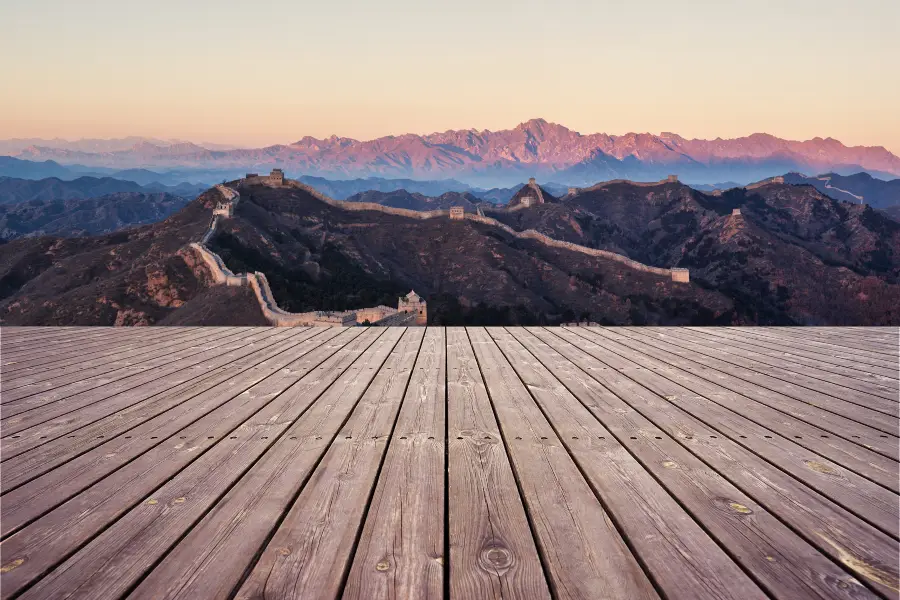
9, 121, 899, 183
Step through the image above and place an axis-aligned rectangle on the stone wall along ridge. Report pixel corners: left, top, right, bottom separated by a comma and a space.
186, 177, 691, 325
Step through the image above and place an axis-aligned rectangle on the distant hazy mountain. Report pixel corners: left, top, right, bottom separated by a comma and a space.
345, 190, 482, 211
0, 137, 237, 155
0, 192, 190, 240
297, 176, 477, 200
0, 176, 205, 204
7, 119, 898, 186
782, 172, 900, 208
688, 181, 744, 192
0, 157, 74, 180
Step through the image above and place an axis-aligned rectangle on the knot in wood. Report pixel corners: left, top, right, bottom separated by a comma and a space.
479, 543, 513, 572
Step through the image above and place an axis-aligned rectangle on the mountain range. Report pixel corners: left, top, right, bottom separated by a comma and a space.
0, 176, 205, 205
7, 119, 899, 187
0, 137, 238, 155
0, 157, 215, 188
2, 175, 898, 326
782, 172, 900, 208
0, 192, 191, 241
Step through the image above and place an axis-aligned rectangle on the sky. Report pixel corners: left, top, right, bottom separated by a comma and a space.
1, 0, 898, 153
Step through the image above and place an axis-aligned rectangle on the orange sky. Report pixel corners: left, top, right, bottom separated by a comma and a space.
1, 0, 898, 153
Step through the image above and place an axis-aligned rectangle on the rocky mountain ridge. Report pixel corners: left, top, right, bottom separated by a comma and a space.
9, 120, 898, 186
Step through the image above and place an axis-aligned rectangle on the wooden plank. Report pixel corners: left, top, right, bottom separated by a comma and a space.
755, 328, 899, 360
777, 326, 899, 345
538, 327, 900, 598
624, 328, 898, 430
122, 327, 414, 600
1, 326, 235, 392
658, 328, 899, 409
1, 327, 237, 404
489, 328, 767, 600
704, 328, 899, 378
0, 328, 295, 463
1, 327, 232, 408
573, 328, 900, 537
796, 328, 899, 350
556, 329, 900, 494
1, 327, 190, 382
0, 327, 121, 353
443, 327, 550, 600
0, 329, 263, 435
1, 325, 175, 363
464, 326, 660, 600
684, 327, 899, 400
608, 328, 900, 454
0, 327, 350, 536
343, 327, 446, 600
1, 327, 178, 375
0, 327, 386, 598
1, 326, 193, 381
687, 328, 899, 387
1, 328, 159, 364
753, 325, 897, 346
512, 326, 877, 600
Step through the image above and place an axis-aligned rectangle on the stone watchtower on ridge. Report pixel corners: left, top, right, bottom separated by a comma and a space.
449, 206, 465, 220
267, 168, 285, 186
398, 290, 427, 325
213, 201, 234, 218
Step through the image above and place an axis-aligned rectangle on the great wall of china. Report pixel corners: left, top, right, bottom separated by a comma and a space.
186, 174, 693, 326
277, 177, 688, 279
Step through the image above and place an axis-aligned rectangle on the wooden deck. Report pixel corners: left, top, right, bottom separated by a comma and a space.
0, 326, 897, 600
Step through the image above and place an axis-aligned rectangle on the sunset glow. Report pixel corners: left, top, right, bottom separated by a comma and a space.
2, 0, 898, 151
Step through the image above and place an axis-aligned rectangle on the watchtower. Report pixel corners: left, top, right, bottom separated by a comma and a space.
671, 268, 690, 283
732, 208, 741, 216
398, 290, 427, 325
772, 176, 785, 184
213, 201, 233, 218
667, 175, 679, 183
449, 206, 465, 220
268, 168, 285, 186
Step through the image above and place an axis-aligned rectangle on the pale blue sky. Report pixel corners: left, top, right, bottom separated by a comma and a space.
1, 0, 898, 151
